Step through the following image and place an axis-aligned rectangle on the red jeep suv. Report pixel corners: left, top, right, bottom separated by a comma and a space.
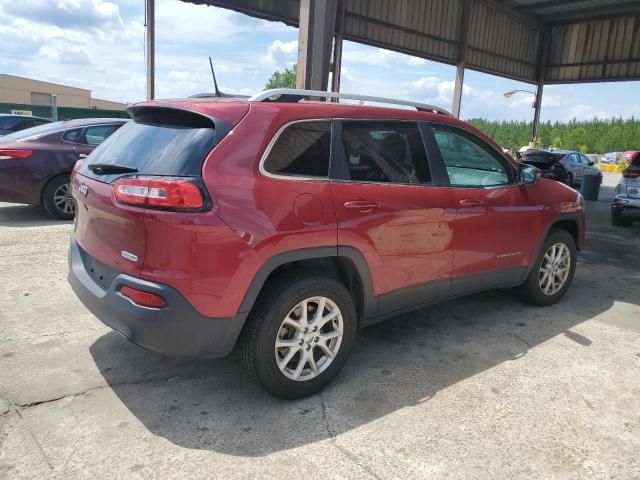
68, 89, 585, 399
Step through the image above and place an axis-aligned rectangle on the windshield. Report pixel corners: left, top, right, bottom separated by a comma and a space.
0, 121, 64, 142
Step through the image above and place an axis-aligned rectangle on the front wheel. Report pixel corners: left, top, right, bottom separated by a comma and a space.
42, 175, 75, 220
517, 229, 577, 306
238, 274, 357, 399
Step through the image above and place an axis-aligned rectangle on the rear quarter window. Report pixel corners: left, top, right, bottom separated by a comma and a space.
263, 121, 331, 178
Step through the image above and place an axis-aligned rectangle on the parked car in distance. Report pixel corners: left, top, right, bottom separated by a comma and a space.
0, 118, 127, 219
0, 114, 50, 136
68, 90, 585, 399
586, 153, 602, 164
612, 151, 640, 226
622, 151, 639, 166
602, 152, 623, 164
521, 149, 600, 187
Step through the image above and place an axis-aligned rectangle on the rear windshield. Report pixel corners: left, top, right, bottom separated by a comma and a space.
77, 110, 218, 179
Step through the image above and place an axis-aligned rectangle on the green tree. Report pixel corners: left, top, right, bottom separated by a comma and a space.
265, 64, 297, 89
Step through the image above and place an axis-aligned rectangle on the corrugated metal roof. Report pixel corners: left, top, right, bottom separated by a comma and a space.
181, 0, 640, 84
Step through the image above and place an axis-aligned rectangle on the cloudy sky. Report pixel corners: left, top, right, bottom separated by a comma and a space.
2, 0, 640, 122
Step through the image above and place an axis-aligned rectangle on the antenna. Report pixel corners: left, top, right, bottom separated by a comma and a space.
209, 57, 221, 98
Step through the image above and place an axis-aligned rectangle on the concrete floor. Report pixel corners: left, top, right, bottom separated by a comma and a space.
1, 173, 639, 479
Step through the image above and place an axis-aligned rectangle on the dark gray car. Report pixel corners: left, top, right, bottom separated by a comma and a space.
0, 114, 50, 136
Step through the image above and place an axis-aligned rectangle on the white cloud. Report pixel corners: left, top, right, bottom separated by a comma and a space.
265, 39, 298, 66
566, 104, 612, 121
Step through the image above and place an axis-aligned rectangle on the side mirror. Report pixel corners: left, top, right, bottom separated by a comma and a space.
518, 163, 540, 184
589, 160, 595, 166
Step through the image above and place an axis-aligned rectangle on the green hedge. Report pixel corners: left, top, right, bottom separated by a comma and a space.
0, 102, 130, 120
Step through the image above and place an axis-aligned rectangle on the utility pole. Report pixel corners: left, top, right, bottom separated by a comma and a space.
145, 0, 155, 100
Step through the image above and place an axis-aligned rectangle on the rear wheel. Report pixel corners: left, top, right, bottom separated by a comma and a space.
565, 172, 574, 186
517, 229, 577, 306
238, 273, 357, 399
42, 175, 74, 220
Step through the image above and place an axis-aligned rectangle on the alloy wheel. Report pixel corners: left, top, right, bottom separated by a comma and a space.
274, 296, 343, 381
538, 242, 571, 296
52, 183, 75, 215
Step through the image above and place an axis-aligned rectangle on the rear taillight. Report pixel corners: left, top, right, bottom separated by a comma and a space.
114, 177, 204, 210
623, 170, 640, 179
0, 149, 32, 160
120, 286, 166, 308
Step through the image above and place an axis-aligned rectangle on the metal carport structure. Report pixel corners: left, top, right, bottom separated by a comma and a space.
163, 0, 640, 139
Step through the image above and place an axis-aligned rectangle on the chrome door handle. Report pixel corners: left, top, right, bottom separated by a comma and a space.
344, 201, 380, 212
459, 198, 484, 207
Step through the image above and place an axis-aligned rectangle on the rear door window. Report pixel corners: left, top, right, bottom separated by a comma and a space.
62, 128, 84, 143
339, 121, 431, 184
84, 125, 119, 146
263, 121, 331, 178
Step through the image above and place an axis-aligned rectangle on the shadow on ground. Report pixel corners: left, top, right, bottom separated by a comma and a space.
88, 178, 639, 457
0, 203, 72, 228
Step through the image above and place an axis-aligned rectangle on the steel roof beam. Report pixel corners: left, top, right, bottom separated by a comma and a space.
543, 1, 640, 25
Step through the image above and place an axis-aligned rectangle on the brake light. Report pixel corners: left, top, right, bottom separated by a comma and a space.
0, 149, 32, 160
623, 170, 639, 179
114, 177, 204, 210
120, 286, 166, 308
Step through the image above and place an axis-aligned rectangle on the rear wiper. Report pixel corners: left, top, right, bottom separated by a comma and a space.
87, 163, 138, 174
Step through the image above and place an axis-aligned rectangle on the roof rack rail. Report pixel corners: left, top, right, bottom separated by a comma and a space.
248, 88, 452, 116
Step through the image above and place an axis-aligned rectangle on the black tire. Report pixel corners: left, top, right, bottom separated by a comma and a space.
565, 172, 574, 186
238, 273, 357, 400
516, 229, 577, 306
42, 175, 74, 220
611, 212, 632, 227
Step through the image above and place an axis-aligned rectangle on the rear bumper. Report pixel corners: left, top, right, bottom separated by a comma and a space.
612, 195, 640, 220
68, 237, 247, 359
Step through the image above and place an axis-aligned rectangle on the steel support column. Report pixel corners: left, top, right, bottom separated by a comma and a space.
296, 0, 338, 91
532, 32, 550, 143
145, 0, 155, 100
452, 0, 472, 118
330, 1, 345, 93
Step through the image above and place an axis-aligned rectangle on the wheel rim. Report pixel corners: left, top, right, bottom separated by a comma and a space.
274, 296, 344, 382
538, 242, 571, 296
52, 183, 75, 215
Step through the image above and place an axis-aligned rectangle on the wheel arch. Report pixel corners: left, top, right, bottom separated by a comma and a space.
237, 246, 377, 324
522, 213, 583, 280
40, 171, 72, 204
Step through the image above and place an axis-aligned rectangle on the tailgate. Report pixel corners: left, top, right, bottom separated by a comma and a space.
72, 172, 147, 277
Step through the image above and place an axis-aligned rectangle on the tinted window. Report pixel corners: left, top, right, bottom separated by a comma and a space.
84, 125, 119, 146
77, 116, 217, 179
0, 116, 30, 132
1, 121, 66, 141
32, 118, 50, 127
433, 126, 510, 187
264, 121, 330, 177
341, 121, 430, 184
62, 128, 83, 143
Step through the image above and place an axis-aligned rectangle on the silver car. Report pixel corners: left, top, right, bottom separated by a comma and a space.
612, 152, 640, 226
558, 151, 602, 186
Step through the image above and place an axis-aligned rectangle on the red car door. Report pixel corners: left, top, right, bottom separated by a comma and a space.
429, 124, 544, 294
331, 120, 455, 316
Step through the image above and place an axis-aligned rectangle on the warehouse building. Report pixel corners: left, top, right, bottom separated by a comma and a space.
0, 74, 125, 111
